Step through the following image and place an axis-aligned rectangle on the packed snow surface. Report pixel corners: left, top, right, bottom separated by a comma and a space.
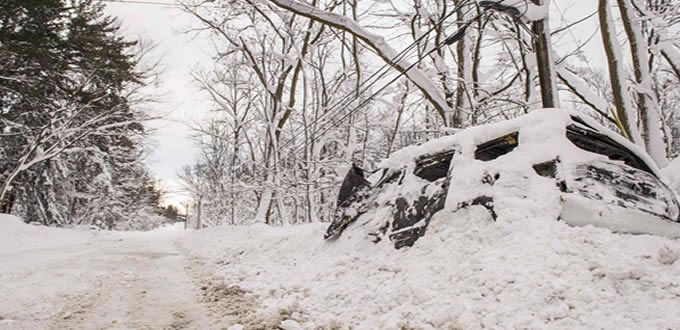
663, 156, 680, 194
2, 213, 680, 329
0, 214, 96, 255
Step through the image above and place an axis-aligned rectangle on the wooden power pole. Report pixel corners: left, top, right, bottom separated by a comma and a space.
531, 0, 560, 108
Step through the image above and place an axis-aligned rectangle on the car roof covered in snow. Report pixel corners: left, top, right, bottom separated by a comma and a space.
380, 109, 663, 178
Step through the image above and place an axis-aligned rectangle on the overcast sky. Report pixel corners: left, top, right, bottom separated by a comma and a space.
103, 1, 214, 207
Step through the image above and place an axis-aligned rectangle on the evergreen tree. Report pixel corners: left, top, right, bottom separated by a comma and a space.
0, 0, 163, 229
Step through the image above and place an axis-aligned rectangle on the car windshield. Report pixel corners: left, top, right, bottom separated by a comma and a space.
566, 122, 653, 174
414, 149, 455, 182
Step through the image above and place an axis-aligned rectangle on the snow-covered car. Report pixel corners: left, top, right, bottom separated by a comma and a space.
325, 109, 680, 248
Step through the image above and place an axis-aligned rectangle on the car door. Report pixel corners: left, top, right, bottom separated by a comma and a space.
385, 149, 454, 248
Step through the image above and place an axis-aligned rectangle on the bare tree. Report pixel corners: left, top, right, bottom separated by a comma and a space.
616, 0, 666, 165
599, 0, 644, 144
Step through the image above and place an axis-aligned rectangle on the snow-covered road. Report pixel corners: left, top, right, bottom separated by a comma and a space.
3, 213, 680, 329
0, 228, 214, 329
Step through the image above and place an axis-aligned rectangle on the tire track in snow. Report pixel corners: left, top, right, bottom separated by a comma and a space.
176, 242, 295, 329
1, 237, 213, 329
51, 241, 210, 329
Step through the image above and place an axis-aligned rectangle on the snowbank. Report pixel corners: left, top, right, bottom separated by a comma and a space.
4, 211, 680, 328
182, 214, 680, 329
0, 214, 99, 256
0, 214, 184, 256
662, 157, 680, 194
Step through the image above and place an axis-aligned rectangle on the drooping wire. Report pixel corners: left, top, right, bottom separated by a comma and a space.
298, 3, 484, 146
306, 14, 482, 155
271, 0, 476, 160
286, 0, 474, 138
287, 0, 531, 165
271, 12, 483, 175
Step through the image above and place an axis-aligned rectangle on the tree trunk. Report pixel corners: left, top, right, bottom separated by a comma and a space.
599, 0, 644, 145
617, 0, 667, 166
387, 82, 409, 157
531, 0, 560, 108
196, 197, 202, 230
454, 0, 473, 126
0, 191, 15, 214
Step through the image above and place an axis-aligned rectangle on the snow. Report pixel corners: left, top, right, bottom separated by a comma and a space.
383, 109, 661, 177
561, 194, 680, 238
662, 157, 680, 194
557, 66, 610, 115
4, 186, 680, 329
265, 0, 451, 120
482, 0, 549, 22
181, 217, 680, 329
0, 215, 207, 329
0, 214, 98, 256
0, 214, 185, 256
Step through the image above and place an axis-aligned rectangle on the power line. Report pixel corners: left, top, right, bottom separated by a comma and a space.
270, 7, 482, 174
308, 10, 457, 125
281, 0, 531, 166
309, 0, 531, 158
308, 17, 479, 152
299, 2, 480, 142
273, 0, 476, 160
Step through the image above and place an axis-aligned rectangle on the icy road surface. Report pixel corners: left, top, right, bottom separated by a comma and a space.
0, 226, 215, 329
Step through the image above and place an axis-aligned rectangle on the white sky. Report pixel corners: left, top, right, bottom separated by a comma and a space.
103, 1, 214, 208
102, 0, 604, 208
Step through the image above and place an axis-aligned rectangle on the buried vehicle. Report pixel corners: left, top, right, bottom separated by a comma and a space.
325, 109, 680, 248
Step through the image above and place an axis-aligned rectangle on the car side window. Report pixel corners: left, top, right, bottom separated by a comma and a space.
566, 124, 654, 174
414, 150, 455, 182
336, 165, 371, 206
475, 132, 519, 161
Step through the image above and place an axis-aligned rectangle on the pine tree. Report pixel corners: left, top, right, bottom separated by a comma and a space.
0, 0, 162, 229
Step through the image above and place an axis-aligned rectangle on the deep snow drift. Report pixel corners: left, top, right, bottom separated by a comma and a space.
181, 210, 680, 329
2, 213, 680, 329
0, 214, 184, 256
0, 214, 97, 255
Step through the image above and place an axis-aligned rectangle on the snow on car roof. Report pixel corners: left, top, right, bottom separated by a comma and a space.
381, 109, 663, 178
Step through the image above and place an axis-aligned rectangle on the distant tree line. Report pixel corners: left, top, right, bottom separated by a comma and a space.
0, 0, 166, 229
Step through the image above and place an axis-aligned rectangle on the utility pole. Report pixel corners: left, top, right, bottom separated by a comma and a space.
183, 202, 190, 230
195, 196, 203, 230
531, 0, 560, 108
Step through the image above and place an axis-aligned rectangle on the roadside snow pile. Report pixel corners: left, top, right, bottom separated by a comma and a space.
0, 214, 182, 256
0, 214, 98, 256
182, 212, 680, 329
662, 157, 680, 194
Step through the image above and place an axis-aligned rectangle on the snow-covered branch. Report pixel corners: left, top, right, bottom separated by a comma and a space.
478, 0, 549, 22
262, 0, 451, 123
